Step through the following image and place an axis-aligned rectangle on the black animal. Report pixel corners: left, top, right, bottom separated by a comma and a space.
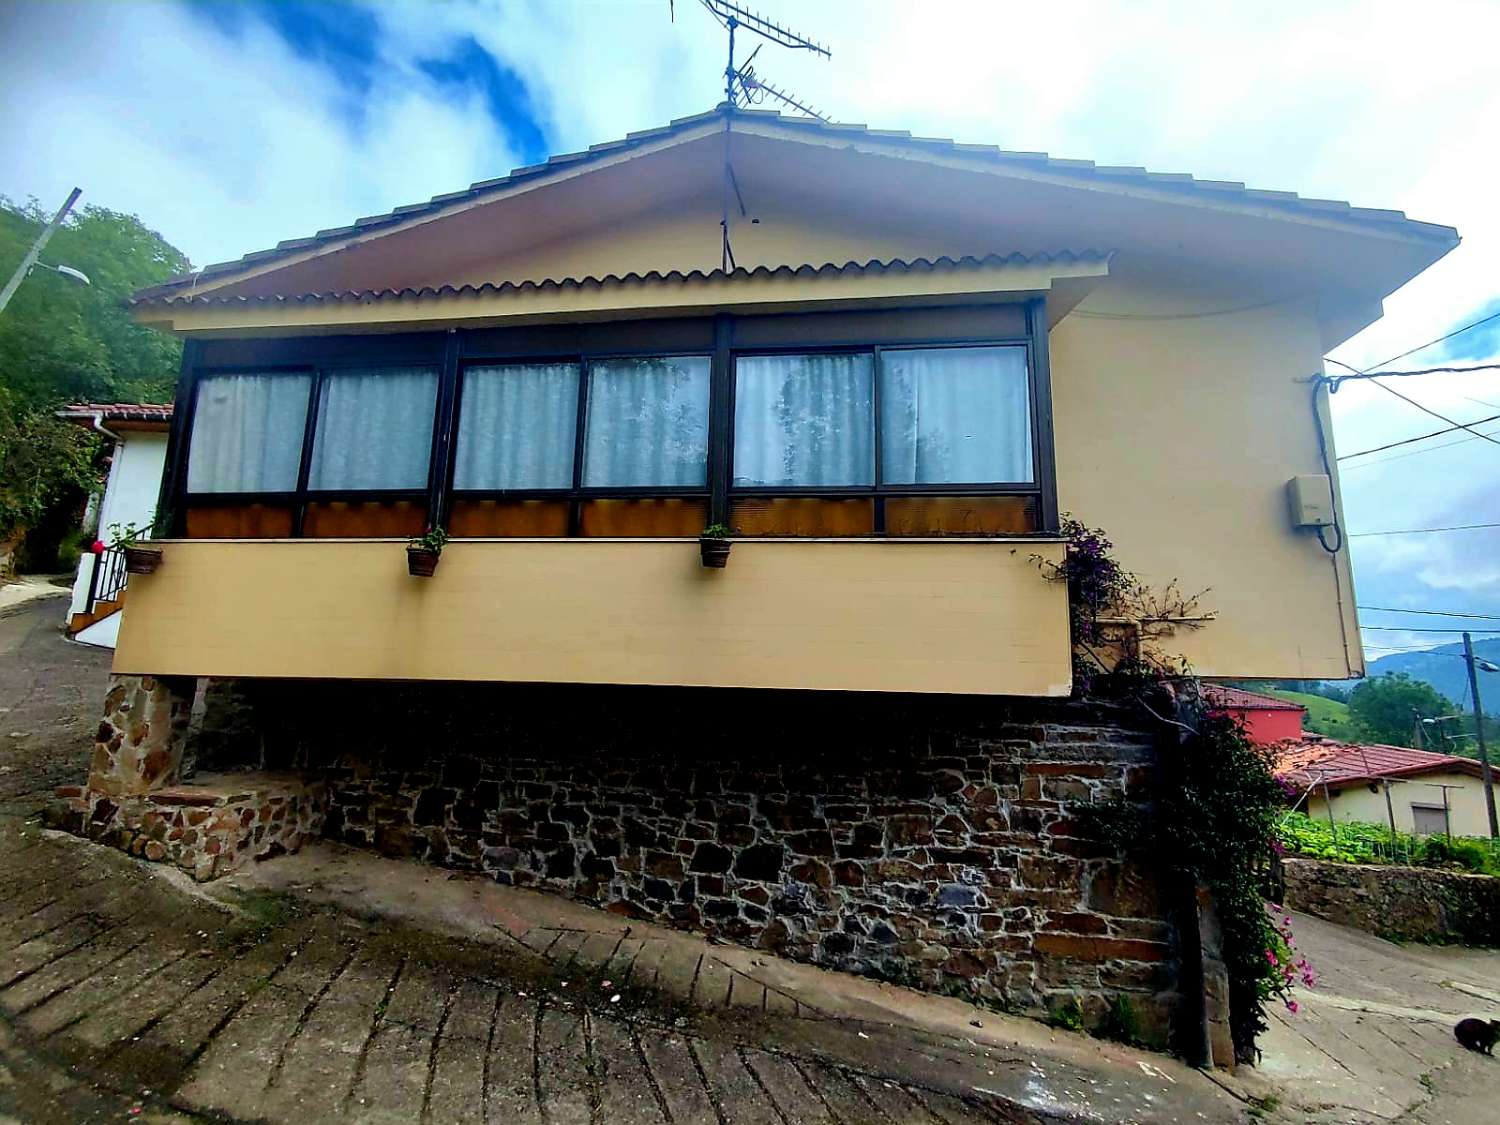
1454, 1017, 1500, 1055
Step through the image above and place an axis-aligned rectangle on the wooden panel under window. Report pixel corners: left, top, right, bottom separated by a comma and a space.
578, 499, 707, 537
303, 500, 427, 539
731, 498, 875, 537
184, 503, 294, 539
884, 495, 1037, 537
449, 499, 569, 537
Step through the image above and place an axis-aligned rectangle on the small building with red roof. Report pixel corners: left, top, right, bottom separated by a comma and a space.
1202, 683, 1307, 745
1277, 736, 1497, 838
56, 402, 173, 648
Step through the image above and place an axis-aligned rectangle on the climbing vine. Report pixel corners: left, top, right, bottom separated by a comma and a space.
1046, 517, 1306, 1062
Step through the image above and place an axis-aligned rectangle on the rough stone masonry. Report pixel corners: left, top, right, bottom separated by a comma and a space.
188, 678, 1188, 1042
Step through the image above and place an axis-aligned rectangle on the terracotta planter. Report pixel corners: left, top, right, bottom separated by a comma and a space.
122, 545, 163, 575
407, 547, 441, 577
699, 536, 732, 569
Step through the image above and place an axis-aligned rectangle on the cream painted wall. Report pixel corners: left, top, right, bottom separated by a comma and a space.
1305, 772, 1497, 838
1050, 281, 1361, 680
114, 539, 1073, 696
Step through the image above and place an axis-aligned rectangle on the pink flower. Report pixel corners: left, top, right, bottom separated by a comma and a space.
1286, 1000, 1299, 1014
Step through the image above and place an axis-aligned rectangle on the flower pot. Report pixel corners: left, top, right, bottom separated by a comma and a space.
122, 545, 163, 575
699, 536, 731, 569
407, 547, 441, 577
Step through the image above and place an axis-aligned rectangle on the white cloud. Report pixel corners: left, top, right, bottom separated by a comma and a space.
0, 0, 522, 268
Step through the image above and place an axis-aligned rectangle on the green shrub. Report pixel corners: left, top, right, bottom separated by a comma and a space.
1277, 811, 1499, 875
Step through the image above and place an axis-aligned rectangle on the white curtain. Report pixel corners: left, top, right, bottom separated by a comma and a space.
583, 357, 710, 487
187, 372, 311, 493
880, 346, 1032, 484
454, 363, 578, 489
733, 353, 874, 486
308, 367, 439, 490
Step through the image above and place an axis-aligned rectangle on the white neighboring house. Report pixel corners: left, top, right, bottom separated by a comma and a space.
57, 403, 172, 649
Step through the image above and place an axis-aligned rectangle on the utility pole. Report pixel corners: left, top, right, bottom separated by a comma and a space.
0, 187, 81, 315
1462, 631, 1499, 839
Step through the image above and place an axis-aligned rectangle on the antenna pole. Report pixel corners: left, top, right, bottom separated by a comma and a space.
724, 16, 737, 105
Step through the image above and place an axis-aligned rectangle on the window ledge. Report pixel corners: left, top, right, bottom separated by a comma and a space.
160, 535, 1067, 545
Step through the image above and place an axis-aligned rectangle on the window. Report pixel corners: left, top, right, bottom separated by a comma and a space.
1411, 804, 1449, 836
187, 372, 311, 493
308, 367, 439, 490
730, 343, 1037, 535
454, 363, 578, 490
880, 346, 1032, 484
582, 357, 710, 487
733, 353, 873, 487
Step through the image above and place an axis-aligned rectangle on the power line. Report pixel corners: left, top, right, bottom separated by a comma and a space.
1352, 369, 1500, 449
1359, 606, 1500, 621
1326, 363, 1500, 384
1362, 626, 1500, 634
1371, 306, 1500, 369
1338, 413, 1500, 459
1348, 522, 1500, 538
1341, 423, 1500, 470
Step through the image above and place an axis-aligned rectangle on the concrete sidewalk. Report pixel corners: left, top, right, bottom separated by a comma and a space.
216, 839, 1243, 1122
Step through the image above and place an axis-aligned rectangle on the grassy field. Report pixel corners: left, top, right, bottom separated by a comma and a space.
1265, 689, 1362, 740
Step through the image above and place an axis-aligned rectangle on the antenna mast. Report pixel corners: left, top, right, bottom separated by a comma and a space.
690, 1, 833, 271
698, 1, 831, 119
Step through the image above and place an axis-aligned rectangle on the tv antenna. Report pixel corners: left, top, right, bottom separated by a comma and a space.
698, 1, 831, 120
686, 2, 833, 271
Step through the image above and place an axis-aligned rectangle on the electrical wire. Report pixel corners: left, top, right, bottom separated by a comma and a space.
1369, 306, 1500, 369
1359, 606, 1500, 621
1324, 357, 1500, 448
1337, 413, 1500, 460
1341, 423, 1500, 470
1362, 626, 1500, 634
1323, 363, 1500, 385
1307, 380, 1343, 554
1348, 522, 1500, 538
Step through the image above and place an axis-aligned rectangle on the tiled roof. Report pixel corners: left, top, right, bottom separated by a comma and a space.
1276, 739, 1485, 787
128, 251, 1110, 310
1202, 684, 1307, 712
57, 402, 173, 423
129, 105, 1457, 303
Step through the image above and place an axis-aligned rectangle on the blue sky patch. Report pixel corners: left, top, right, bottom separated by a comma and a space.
417, 36, 549, 164
1440, 297, 1500, 362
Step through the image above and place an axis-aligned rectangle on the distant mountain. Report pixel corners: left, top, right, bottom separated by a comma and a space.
1365, 637, 1500, 715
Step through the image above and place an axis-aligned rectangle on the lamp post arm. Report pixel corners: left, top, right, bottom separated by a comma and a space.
0, 187, 82, 315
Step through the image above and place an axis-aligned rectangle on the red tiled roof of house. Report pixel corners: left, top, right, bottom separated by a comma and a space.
1201, 684, 1307, 712
57, 403, 173, 423
1276, 739, 1484, 787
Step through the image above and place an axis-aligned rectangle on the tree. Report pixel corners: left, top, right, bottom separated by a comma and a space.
0, 198, 190, 567
1347, 673, 1453, 747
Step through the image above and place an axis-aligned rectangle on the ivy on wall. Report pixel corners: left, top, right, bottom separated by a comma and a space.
1049, 517, 1308, 1062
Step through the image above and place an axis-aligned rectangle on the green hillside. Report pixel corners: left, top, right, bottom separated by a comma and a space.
1264, 689, 1361, 740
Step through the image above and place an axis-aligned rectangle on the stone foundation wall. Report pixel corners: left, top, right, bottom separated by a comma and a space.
1284, 857, 1500, 945
202, 678, 1186, 1040
49, 772, 327, 882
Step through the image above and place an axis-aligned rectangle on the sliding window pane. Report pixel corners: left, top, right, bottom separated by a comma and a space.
582, 357, 710, 487
880, 346, 1032, 484
454, 363, 578, 490
733, 353, 874, 487
308, 367, 439, 490
187, 372, 311, 493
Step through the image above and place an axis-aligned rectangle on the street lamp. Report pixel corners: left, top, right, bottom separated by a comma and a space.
29, 261, 90, 287
0, 186, 83, 315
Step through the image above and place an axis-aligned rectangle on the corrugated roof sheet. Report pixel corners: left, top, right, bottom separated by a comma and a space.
130, 105, 1455, 303
1277, 739, 1485, 786
57, 402, 174, 422
1202, 684, 1307, 712
128, 250, 1110, 310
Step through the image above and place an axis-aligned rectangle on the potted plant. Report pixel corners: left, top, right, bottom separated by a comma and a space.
407, 526, 448, 577
109, 518, 164, 575
699, 522, 732, 569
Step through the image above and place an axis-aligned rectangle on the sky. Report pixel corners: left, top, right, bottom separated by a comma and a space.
1, 0, 1497, 665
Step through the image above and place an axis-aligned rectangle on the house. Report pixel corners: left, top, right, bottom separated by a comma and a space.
55, 402, 173, 648
51, 106, 1457, 1047
1202, 684, 1306, 745
1280, 739, 1498, 838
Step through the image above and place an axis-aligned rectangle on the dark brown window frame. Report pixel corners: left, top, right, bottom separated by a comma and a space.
160, 301, 1060, 538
